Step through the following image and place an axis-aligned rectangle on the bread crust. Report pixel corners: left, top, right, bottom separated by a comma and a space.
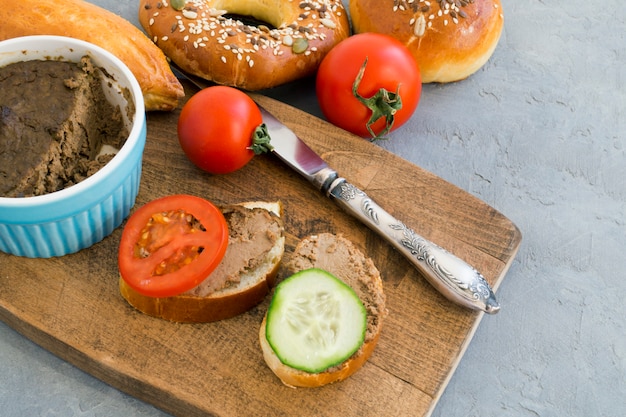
119, 261, 280, 323
349, 0, 504, 83
259, 316, 381, 387
119, 203, 285, 323
260, 233, 387, 387
138, 0, 350, 90
0, 0, 184, 111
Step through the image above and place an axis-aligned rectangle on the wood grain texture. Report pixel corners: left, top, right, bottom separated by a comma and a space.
0, 84, 521, 417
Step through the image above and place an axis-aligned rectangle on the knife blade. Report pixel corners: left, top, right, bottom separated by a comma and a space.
259, 107, 500, 314
169, 64, 499, 314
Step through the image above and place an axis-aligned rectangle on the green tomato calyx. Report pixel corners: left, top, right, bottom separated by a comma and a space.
248, 123, 274, 155
352, 58, 403, 141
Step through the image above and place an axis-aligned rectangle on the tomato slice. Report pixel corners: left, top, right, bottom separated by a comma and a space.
118, 195, 229, 298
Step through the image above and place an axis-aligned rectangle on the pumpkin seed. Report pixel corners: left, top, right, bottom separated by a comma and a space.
170, 0, 185, 11
292, 38, 308, 54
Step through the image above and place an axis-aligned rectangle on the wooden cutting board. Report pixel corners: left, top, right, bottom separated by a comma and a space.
0, 85, 521, 417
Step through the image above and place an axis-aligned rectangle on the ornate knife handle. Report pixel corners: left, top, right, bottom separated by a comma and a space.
321, 174, 500, 314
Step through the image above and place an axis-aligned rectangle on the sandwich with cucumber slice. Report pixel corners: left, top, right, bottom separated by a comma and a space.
259, 233, 387, 387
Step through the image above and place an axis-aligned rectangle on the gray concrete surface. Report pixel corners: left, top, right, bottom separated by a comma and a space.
1, 0, 624, 416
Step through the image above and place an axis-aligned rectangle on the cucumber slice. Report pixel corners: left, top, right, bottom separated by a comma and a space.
265, 268, 367, 373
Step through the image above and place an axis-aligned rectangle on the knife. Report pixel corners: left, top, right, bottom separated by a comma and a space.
259, 107, 500, 314
170, 65, 500, 314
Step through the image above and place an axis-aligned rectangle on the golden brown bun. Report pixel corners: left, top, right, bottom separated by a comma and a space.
0, 0, 184, 111
119, 202, 285, 323
349, 0, 504, 83
259, 233, 387, 388
138, 0, 350, 90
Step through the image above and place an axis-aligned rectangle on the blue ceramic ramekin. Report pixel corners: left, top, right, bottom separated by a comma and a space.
0, 36, 146, 257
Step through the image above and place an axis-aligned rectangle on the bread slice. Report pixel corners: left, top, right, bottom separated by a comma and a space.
259, 233, 387, 387
119, 201, 285, 322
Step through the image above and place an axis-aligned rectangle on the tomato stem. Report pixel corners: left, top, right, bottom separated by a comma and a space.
248, 123, 274, 154
352, 58, 403, 141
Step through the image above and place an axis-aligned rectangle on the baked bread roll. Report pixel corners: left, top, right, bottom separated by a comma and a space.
119, 201, 285, 322
349, 0, 504, 83
0, 0, 184, 111
138, 0, 350, 90
259, 233, 387, 387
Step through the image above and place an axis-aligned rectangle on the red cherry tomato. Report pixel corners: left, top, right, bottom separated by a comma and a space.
118, 195, 229, 298
316, 33, 422, 140
177, 86, 271, 174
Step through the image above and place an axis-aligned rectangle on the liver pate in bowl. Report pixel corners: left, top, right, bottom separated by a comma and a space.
0, 36, 146, 258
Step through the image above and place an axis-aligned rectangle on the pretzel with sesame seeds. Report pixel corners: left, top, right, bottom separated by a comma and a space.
349, 0, 504, 83
139, 0, 350, 90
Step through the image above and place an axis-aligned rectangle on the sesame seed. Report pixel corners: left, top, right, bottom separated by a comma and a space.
182, 9, 198, 19
210, 8, 226, 17
414, 15, 426, 36
320, 18, 336, 28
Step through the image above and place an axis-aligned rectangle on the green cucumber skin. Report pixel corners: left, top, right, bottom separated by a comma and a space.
265, 268, 366, 373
